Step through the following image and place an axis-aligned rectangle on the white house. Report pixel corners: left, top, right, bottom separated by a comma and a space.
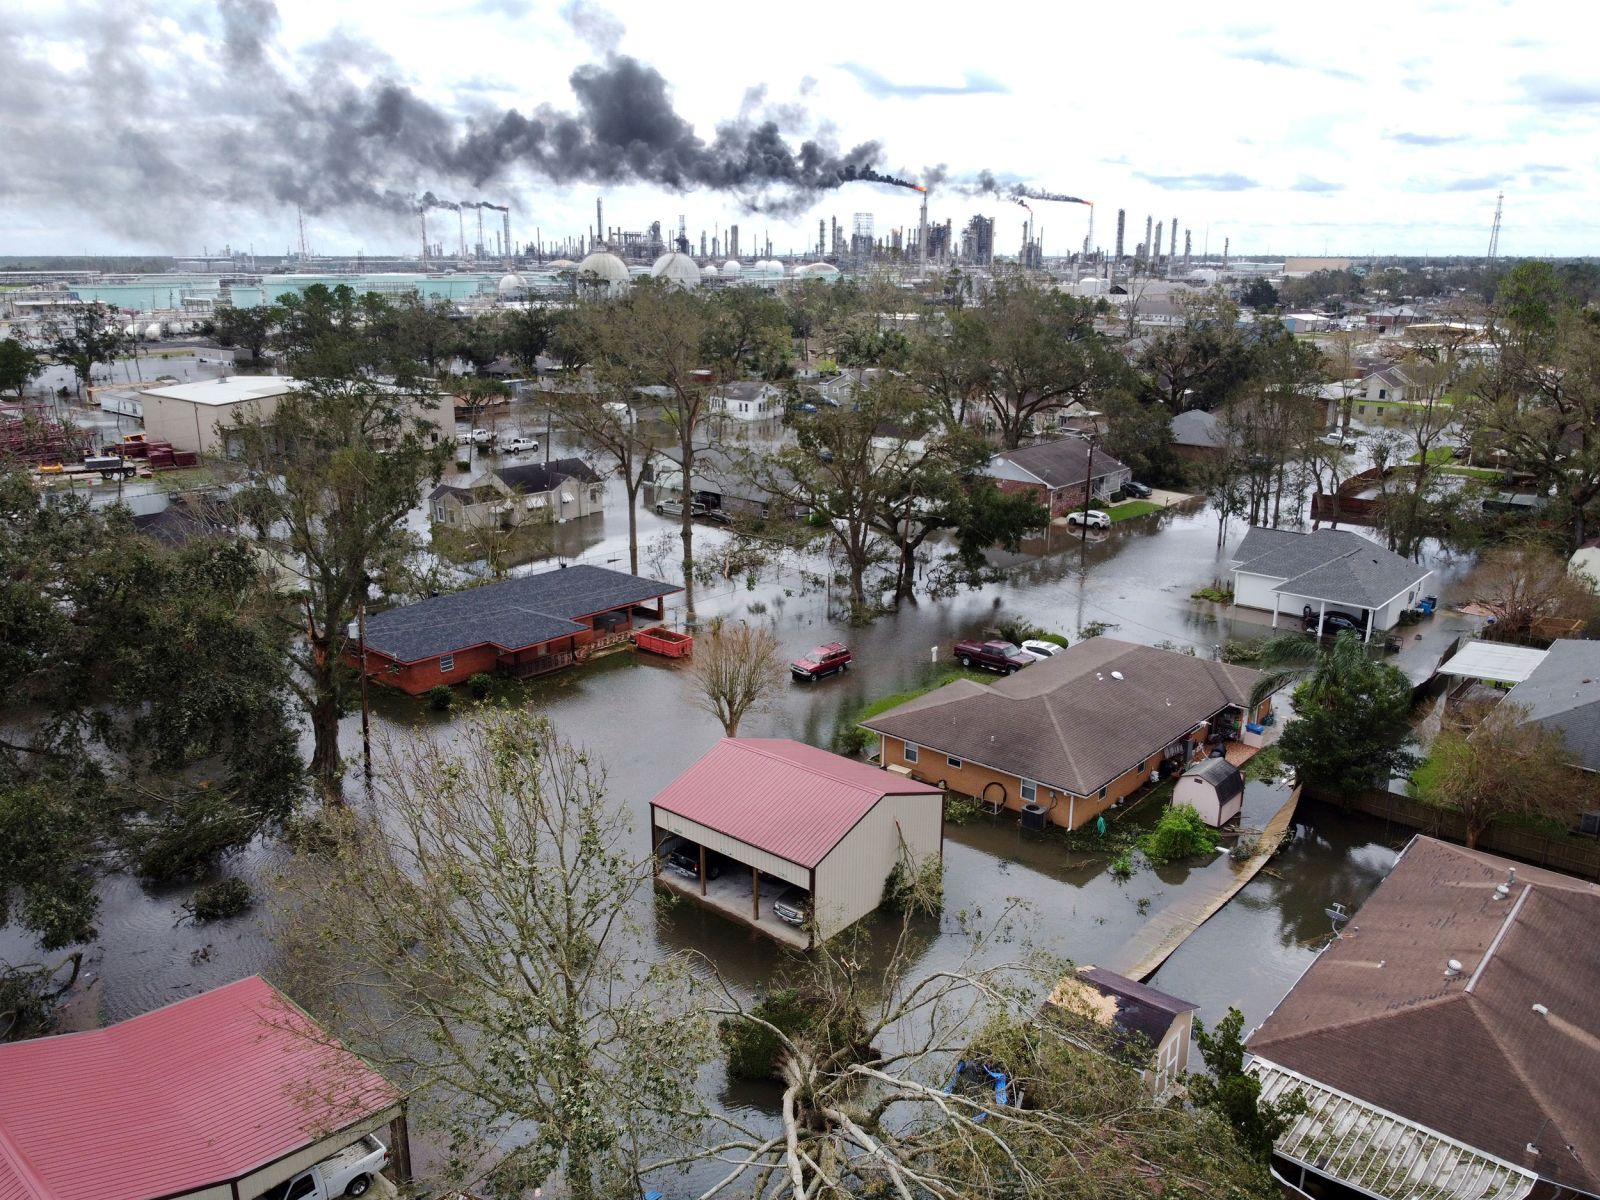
1231, 526, 1432, 640
712, 380, 783, 420
428, 457, 604, 528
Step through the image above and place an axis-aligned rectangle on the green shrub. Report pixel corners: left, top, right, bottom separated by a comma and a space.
1079, 620, 1118, 639
467, 672, 493, 700
1109, 849, 1135, 880
1139, 805, 1219, 866
455, 458, 471, 472
187, 878, 253, 923
1220, 638, 1266, 664
427, 684, 455, 712
944, 793, 981, 825
1191, 584, 1235, 603
994, 617, 1069, 648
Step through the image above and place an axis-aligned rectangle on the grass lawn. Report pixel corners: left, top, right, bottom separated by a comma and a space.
838, 667, 995, 754
1407, 447, 1457, 465
1105, 500, 1163, 522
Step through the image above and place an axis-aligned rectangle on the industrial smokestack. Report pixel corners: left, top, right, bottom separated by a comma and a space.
1184, 228, 1191, 271
596, 197, 604, 250
1143, 215, 1153, 269
919, 187, 929, 269
1114, 208, 1126, 268
503, 209, 512, 261
420, 208, 428, 265
1154, 221, 1164, 271
1223, 236, 1230, 268
1170, 218, 1178, 261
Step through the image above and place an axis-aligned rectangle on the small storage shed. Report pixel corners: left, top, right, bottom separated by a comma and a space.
1174, 757, 1245, 827
1049, 966, 1199, 1097
0, 975, 406, 1200
649, 739, 945, 947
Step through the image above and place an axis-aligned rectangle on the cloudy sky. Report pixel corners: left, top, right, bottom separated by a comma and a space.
1, 0, 1593, 258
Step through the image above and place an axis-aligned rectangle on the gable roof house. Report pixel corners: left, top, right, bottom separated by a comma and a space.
862, 638, 1271, 830
1248, 836, 1600, 1200
352, 564, 679, 694
711, 380, 783, 421
1169, 408, 1239, 464
1230, 526, 1432, 639
428, 457, 603, 528
1498, 638, 1600, 773
984, 438, 1134, 517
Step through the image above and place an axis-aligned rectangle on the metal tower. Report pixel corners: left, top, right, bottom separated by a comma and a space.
1487, 191, 1503, 263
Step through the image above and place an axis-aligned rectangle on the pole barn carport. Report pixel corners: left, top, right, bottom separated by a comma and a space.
0, 975, 407, 1200
649, 739, 945, 946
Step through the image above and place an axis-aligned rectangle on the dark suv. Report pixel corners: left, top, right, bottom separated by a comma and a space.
791, 642, 852, 681
1303, 607, 1363, 634
661, 836, 722, 880
1121, 480, 1153, 499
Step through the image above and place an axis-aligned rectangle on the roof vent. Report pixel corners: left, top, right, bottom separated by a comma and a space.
1532, 1003, 1549, 1016
1111, 671, 1124, 680
1494, 883, 1510, 900
1445, 959, 1463, 978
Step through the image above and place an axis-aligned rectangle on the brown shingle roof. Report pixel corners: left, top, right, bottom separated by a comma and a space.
861, 639, 1263, 796
1248, 836, 1600, 1195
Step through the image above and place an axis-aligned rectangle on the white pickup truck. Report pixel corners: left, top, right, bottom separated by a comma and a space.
255, 1133, 389, 1199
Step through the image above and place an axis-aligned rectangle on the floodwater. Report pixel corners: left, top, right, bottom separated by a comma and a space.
0, 395, 1466, 1188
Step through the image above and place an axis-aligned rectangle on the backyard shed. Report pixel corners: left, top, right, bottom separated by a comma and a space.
0, 975, 406, 1200
649, 739, 945, 947
1048, 966, 1199, 1097
1173, 758, 1245, 827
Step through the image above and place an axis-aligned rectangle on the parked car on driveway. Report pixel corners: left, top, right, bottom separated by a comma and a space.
257, 1134, 389, 1200
1019, 639, 1064, 661
656, 497, 708, 519
791, 642, 852, 681
1066, 509, 1111, 529
500, 435, 539, 454
772, 885, 810, 926
954, 639, 1035, 674
1121, 481, 1153, 499
662, 835, 722, 880
1302, 606, 1364, 634
461, 428, 494, 446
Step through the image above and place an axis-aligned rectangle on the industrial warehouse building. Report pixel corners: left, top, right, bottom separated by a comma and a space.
354, 564, 679, 694
649, 739, 945, 947
137, 375, 450, 457
0, 975, 407, 1200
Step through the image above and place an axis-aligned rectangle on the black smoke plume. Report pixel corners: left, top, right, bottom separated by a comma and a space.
0, 0, 920, 242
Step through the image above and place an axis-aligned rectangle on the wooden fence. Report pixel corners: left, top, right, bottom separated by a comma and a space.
1338, 788, 1600, 881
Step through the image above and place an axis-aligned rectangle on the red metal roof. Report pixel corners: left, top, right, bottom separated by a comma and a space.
650, 738, 942, 869
0, 976, 398, 1200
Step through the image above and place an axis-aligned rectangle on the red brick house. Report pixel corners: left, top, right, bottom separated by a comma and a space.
352, 564, 680, 694
983, 437, 1133, 517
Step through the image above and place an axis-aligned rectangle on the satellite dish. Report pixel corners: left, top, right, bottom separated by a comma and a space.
1111, 670, 1124, 680
1324, 901, 1350, 924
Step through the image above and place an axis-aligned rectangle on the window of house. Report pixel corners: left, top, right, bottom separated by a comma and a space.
1098, 786, 1108, 800
947, 755, 963, 769
904, 741, 919, 763
590, 487, 602, 503
1357, 404, 1367, 415
1020, 779, 1037, 803
439, 654, 455, 673
1378, 388, 1388, 400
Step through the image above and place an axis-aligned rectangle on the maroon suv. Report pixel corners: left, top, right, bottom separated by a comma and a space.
791, 642, 853, 681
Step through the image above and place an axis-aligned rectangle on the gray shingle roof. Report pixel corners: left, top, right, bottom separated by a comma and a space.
861, 638, 1264, 797
992, 438, 1131, 490
362, 564, 680, 662
1170, 409, 1236, 449
1234, 527, 1428, 609
1502, 639, 1600, 771
494, 457, 600, 494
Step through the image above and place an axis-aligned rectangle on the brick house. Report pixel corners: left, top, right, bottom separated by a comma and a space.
352, 564, 679, 694
861, 638, 1271, 830
983, 438, 1133, 517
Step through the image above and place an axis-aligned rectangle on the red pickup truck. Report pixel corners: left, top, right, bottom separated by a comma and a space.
954, 639, 1035, 674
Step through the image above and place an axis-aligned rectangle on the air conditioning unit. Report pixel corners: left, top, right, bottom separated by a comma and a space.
1579, 812, 1600, 837
1021, 803, 1048, 831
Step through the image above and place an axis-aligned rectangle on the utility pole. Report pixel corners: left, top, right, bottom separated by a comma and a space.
1080, 433, 1097, 554
357, 600, 372, 785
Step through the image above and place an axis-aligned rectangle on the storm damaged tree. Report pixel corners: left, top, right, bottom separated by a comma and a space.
1415, 701, 1599, 849
230, 375, 450, 795
688, 618, 785, 737
273, 708, 712, 1199
0, 470, 300, 954
659, 905, 1275, 1200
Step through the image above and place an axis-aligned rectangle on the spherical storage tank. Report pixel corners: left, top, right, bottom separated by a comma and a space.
649, 251, 701, 289
497, 273, 527, 297
720, 259, 743, 279
700, 263, 721, 279
576, 250, 631, 296
143, 322, 163, 340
